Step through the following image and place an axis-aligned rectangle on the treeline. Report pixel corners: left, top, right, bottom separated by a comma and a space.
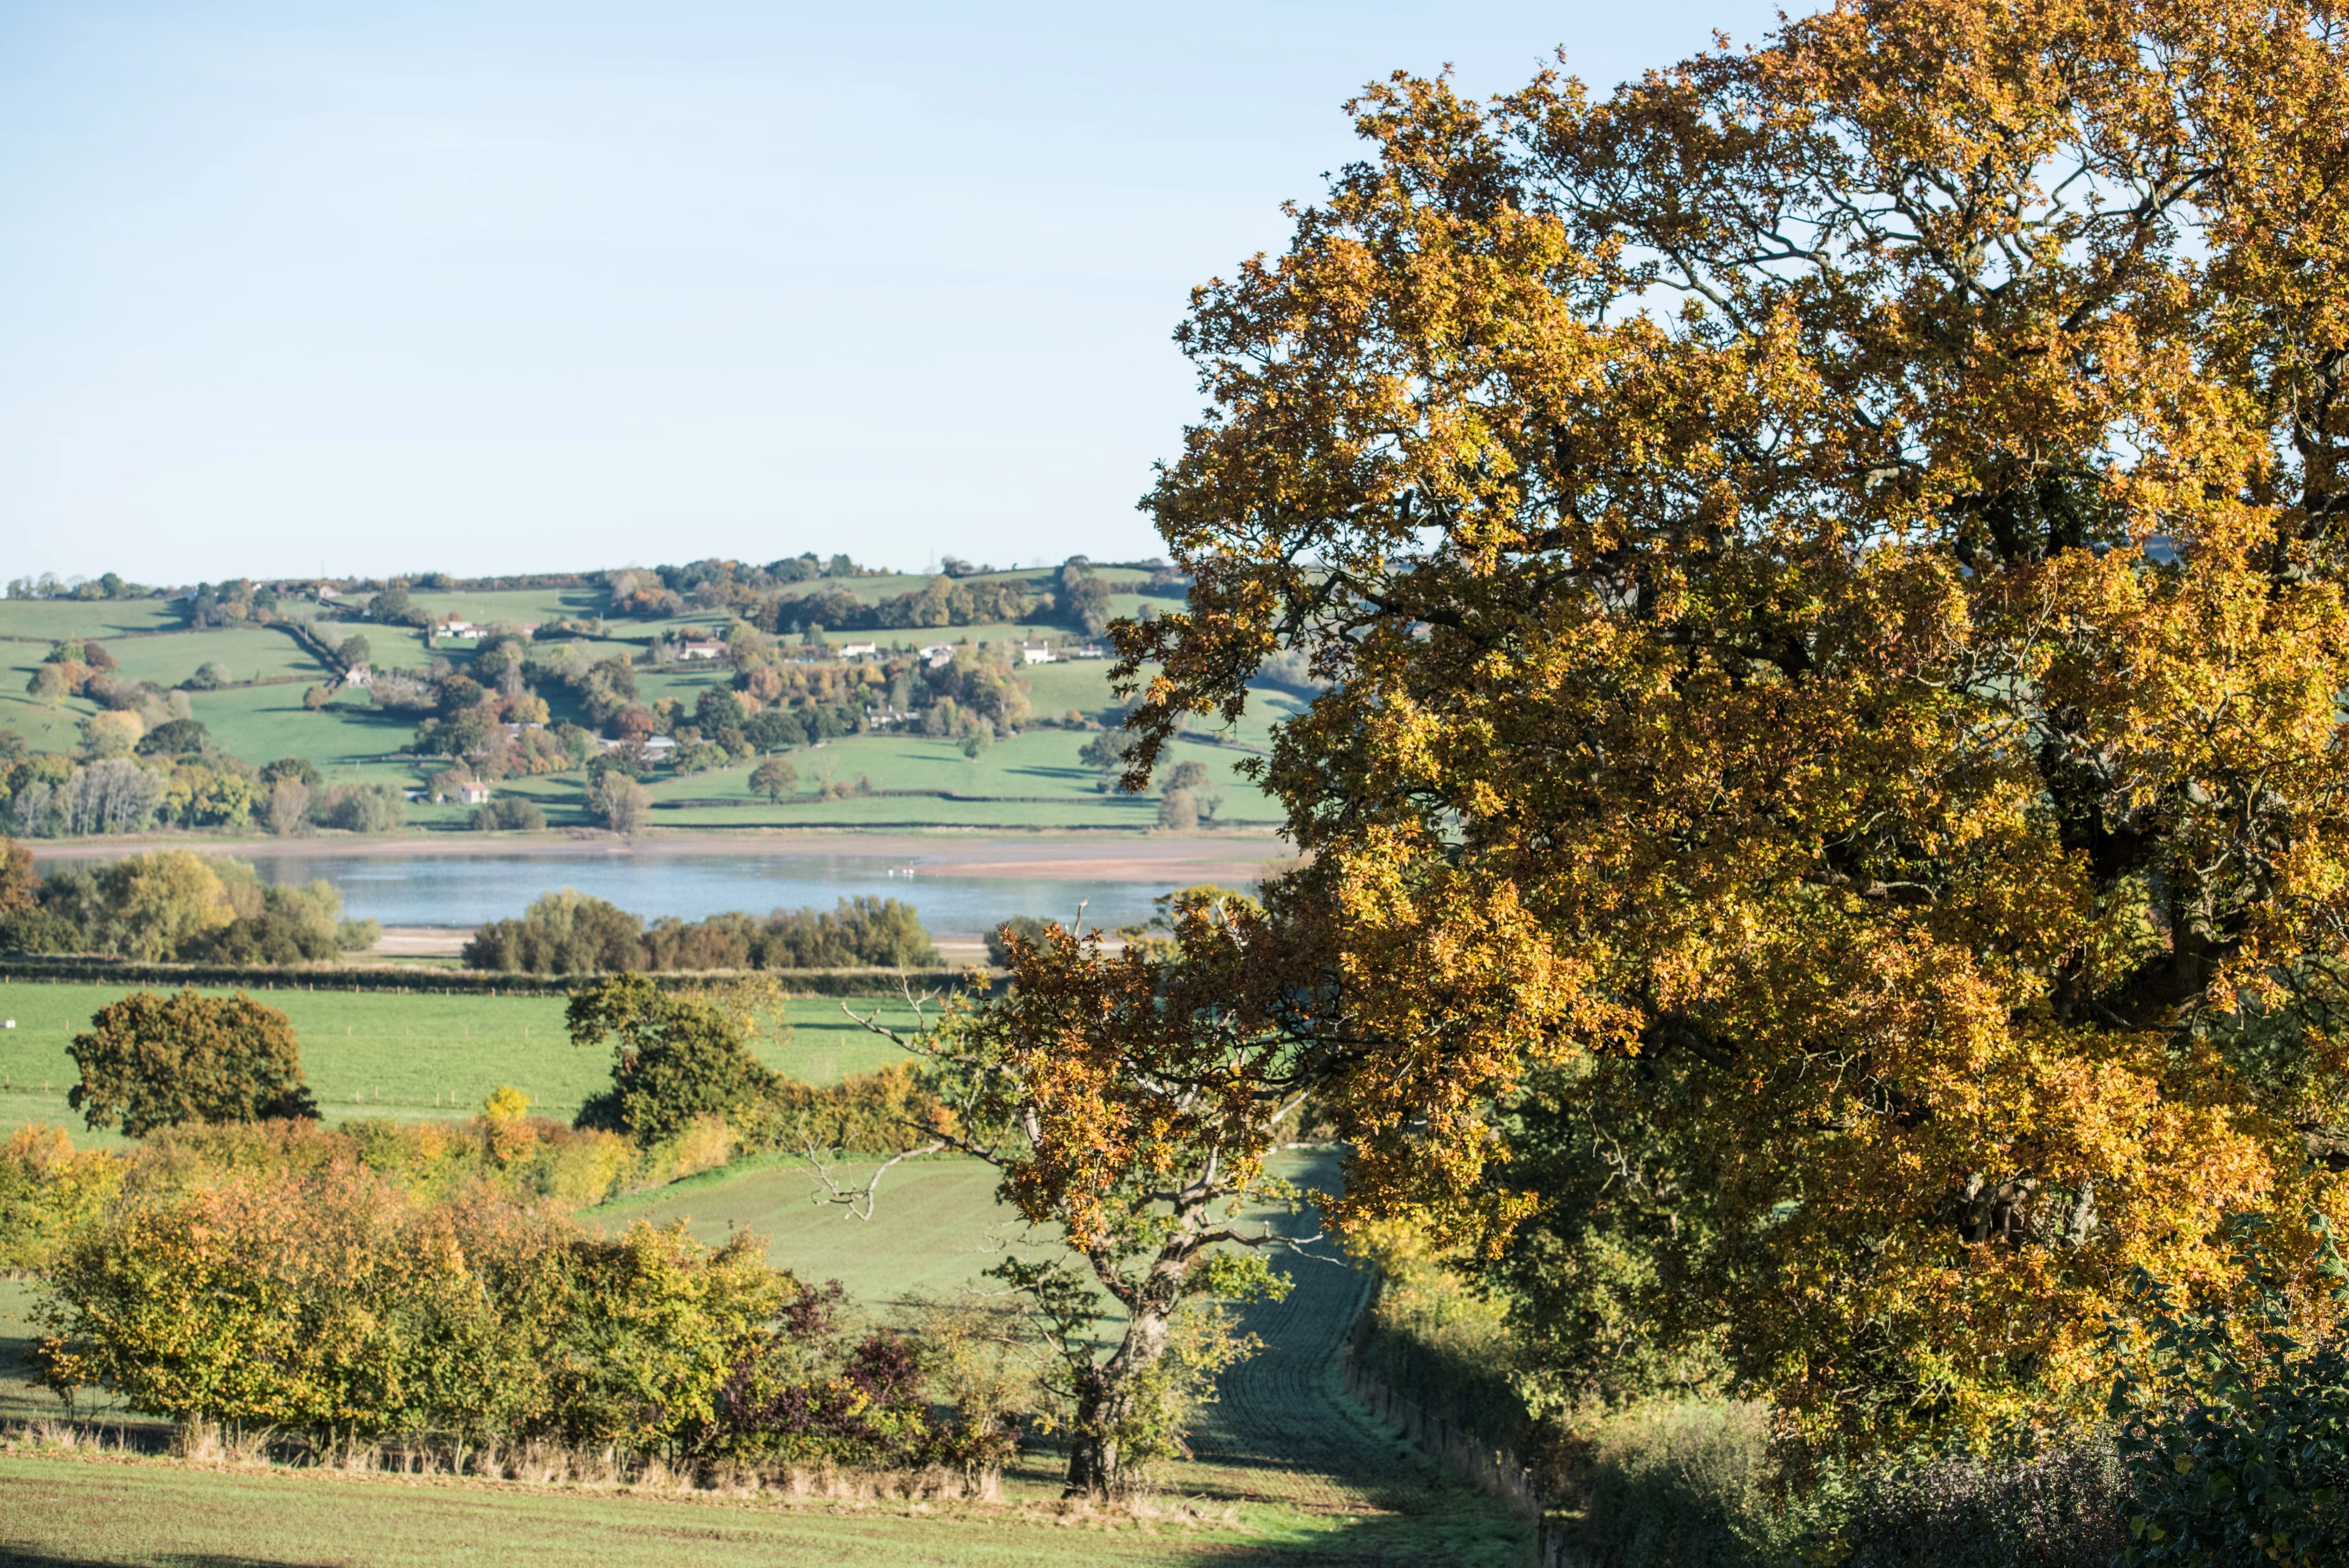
607, 555, 1130, 637
8, 641, 406, 838
461, 890, 937, 974
0, 849, 377, 962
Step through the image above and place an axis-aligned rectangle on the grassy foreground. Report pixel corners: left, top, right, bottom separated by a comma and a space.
0, 1449, 1527, 1566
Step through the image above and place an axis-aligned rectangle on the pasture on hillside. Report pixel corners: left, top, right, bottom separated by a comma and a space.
0, 982, 925, 1131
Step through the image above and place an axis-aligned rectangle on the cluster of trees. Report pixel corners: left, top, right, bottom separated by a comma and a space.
6, 571, 156, 601
5, 643, 407, 841
605, 555, 1127, 639
1, 756, 396, 841
179, 579, 286, 630
729, 560, 1111, 638
460, 891, 937, 975
24, 642, 206, 751
0, 847, 376, 963
607, 555, 867, 619
373, 644, 573, 775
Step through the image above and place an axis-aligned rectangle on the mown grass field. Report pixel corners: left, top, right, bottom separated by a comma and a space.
0, 1451, 1530, 1566
0, 600, 186, 642
0, 982, 924, 1131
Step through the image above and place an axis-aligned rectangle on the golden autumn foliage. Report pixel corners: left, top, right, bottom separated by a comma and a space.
1110, 0, 2349, 1446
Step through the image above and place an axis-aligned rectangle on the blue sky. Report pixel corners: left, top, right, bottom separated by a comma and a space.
0, 1, 1791, 584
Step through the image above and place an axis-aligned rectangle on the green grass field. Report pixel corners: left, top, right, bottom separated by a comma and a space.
182, 683, 410, 780
96, 628, 323, 690
0, 983, 925, 1131
0, 1450, 1529, 1566
0, 600, 186, 643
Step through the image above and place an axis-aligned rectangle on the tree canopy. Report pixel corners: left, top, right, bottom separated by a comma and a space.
1113, 0, 2349, 1446
69, 988, 319, 1136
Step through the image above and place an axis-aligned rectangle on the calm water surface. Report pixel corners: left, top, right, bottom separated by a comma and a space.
234, 853, 1178, 932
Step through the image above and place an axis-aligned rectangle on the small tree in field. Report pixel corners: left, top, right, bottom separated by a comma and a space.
70, 988, 319, 1136
749, 755, 797, 804
567, 974, 779, 1145
0, 837, 34, 913
590, 774, 652, 836
844, 889, 1329, 1496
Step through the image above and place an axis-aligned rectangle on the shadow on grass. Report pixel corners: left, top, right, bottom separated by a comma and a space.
0, 1556, 335, 1568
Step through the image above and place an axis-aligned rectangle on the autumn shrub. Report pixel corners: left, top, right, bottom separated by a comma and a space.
34, 1166, 784, 1458
741, 1062, 937, 1156
0, 1124, 122, 1273
698, 1280, 987, 1471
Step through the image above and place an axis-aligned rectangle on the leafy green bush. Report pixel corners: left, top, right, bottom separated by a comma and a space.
2107, 1217, 2349, 1564
470, 798, 546, 831
311, 782, 404, 833
566, 974, 781, 1145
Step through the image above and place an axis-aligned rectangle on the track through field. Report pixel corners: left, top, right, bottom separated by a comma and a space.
1179, 1152, 1437, 1515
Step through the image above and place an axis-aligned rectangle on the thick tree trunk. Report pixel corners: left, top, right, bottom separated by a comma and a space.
1063, 1306, 1173, 1497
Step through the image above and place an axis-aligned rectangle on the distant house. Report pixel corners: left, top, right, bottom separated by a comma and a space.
455, 780, 491, 805
919, 643, 955, 669
1019, 642, 1056, 665
343, 664, 374, 688
677, 641, 727, 661
1069, 642, 1109, 660
642, 735, 679, 756
837, 641, 878, 660
440, 619, 478, 638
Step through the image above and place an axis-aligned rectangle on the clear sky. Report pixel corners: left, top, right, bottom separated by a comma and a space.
0, 1, 1793, 584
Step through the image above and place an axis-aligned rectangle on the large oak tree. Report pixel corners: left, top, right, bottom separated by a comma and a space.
1114, 0, 2349, 1445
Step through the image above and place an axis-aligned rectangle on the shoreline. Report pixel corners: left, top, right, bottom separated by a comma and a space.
27, 828, 1302, 885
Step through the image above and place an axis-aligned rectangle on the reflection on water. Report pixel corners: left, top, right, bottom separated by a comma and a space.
229, 853, 1179, 932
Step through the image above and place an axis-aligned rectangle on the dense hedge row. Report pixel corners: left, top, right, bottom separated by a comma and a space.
0, 957, 968, 997
32, 1156, 1008, 1470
